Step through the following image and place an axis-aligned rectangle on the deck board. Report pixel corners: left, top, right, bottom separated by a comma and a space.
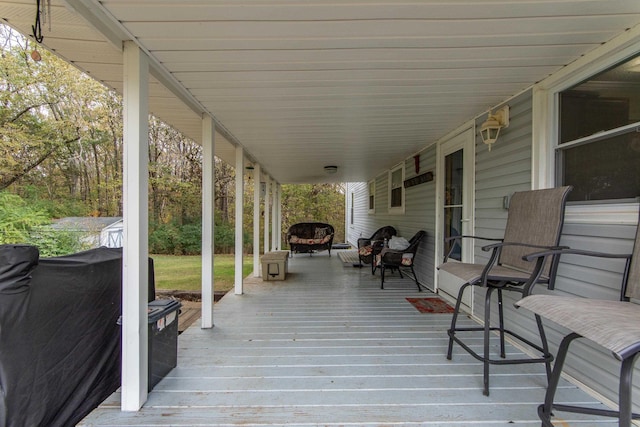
79, 251, 615, 426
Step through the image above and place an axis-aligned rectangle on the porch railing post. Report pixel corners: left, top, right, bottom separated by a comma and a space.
121, 40, 149, 412
264, 177, 271, 253
201, 115, 215, 328
271, 183, 278, 250
234, 146, 244, 295
253, 163, 262, 277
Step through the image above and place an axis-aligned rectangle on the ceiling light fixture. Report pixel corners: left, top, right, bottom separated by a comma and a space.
479, 105, 509, 151
324, 165, 338, 174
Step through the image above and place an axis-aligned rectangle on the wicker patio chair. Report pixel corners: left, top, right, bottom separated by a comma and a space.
378, 230, 426, 291
357, 225, 397, 272
515, 216, 640, 427
439, 186, 572, 396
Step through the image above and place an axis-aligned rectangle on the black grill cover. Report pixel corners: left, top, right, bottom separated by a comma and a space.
0, 245, 123, 427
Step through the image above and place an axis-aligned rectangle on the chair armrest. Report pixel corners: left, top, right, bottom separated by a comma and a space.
444, 235, 503, 243
521, 247, 633, 299
522, 247, 632, 262
475, 242, 568, 290
482, 241, 567, 252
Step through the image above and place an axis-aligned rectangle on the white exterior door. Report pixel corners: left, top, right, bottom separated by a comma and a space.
437, 128, 475, 310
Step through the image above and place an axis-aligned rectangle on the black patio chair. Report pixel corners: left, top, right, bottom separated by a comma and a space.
378, 230, 426, 291
439, 186, 572, 396
357, 225, 397, 273
516, 216, 640, 427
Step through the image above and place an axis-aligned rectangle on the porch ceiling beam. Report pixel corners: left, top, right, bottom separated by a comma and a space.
62, 0, 127, 51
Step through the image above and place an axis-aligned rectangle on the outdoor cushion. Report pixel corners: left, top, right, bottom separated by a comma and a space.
286, 222, 335, 256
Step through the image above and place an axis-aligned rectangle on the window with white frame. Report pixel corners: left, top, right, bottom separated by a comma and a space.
557, 54, 640, 203
388, 164, 405, 213
368, 180, 375, 213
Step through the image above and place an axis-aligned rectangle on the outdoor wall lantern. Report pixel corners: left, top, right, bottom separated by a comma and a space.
479, 105, 510, 151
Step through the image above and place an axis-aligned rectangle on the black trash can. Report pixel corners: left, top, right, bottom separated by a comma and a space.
147, 299, 181, 391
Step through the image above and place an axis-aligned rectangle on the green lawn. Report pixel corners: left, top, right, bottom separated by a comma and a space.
151, 254, 253, 293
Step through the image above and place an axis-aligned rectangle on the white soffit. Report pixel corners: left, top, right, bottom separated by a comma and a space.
1, 0, 640, 183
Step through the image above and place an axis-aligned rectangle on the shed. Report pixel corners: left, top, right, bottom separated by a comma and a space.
51, 217, 123, 248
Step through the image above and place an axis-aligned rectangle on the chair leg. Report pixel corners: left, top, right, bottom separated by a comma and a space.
619, 353, 639, 427
482, 286, 496, 396
535, 313, 553, 382
497, 288, 506, 359
539, 339, 639, 427
410, 265, 421, 292
447, 282, 472, 360
380, 265, 385, 289
538, 332, 581, 427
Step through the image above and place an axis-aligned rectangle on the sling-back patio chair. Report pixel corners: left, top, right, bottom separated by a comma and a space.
516, 217, 640, 427
357, 225, 397, 272
379, 230, 426, 291
439, 186, 572, 396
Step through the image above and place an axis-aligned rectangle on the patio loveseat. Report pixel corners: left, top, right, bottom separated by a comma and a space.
286, 222, 334, 256
0, 245, 155, 427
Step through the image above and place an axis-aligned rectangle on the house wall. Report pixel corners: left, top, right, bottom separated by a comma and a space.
349, 83, 639, 408
472, 89, 639, 409
347, 143, 437, 290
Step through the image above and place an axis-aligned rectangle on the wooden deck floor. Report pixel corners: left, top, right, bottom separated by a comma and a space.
79, 250, 615, 426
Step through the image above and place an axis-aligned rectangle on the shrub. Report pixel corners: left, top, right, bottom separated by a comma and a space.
178, 223, 201, 255
0, 192, 48, 244
29, 227, 87, 257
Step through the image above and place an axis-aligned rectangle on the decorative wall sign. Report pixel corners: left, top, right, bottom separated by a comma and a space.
404, 171, 433, 188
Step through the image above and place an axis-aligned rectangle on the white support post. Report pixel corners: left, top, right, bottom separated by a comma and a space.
271, 183, 278, 251
253, 163, 262, 277
234, 146, 244, 295
264, 177, 271, 253
201, 116, 215, 328
121, 41, 149, 412
277, 184, 282, 250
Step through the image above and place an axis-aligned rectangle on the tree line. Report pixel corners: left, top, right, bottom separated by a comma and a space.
0, 25, 345, 255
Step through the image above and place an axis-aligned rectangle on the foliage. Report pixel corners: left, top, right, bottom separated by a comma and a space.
0, 25, 346, 259
0, 192, 48, 243
149, 219, 250, 255
281, 183, 346, 245
214, 221, 235, 254
29, 227, 87, 257
0, 192, 84, 255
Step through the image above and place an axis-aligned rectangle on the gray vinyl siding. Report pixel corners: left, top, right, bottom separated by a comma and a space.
349, 86, 639, 409
471, 88, 639, 410
347, 181, 370, 243
347, 144, 437, 291
402, 146, 437, 290
472, 90, 533, 268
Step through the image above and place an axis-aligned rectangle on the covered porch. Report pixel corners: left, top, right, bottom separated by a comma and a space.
80, 251, 609, 426
1, 1, 639, 424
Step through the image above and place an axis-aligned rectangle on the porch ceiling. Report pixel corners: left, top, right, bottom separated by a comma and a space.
2, 1, 640, 183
